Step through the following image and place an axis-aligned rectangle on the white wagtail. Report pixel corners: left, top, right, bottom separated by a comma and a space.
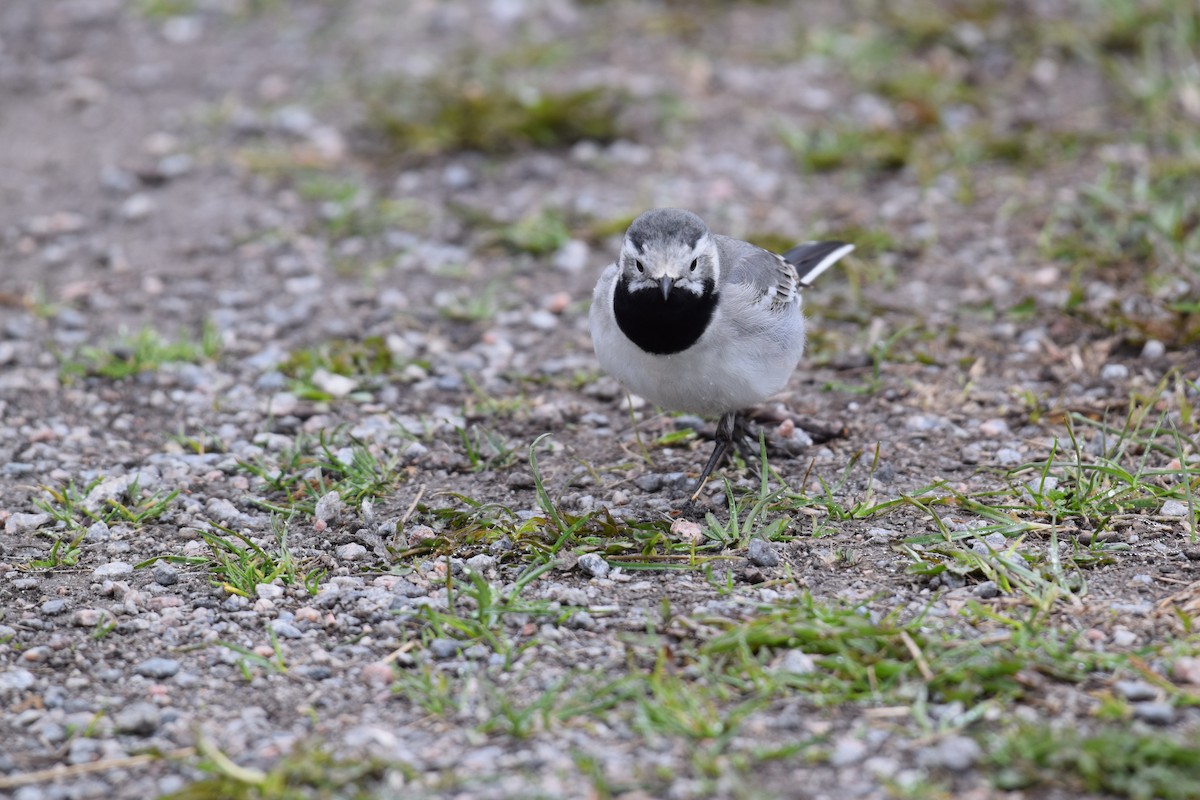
589, 208, 853, 494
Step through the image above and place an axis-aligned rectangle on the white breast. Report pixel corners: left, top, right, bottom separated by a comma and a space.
590, 266, 806, 416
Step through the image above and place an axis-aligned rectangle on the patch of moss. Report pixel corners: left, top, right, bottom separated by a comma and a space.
779, 124, 915, 174
280, 336, 396, 380
363, 74, 627, 158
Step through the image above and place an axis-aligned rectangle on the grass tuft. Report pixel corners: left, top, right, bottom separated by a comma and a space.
59, 322, 221, 381
362, 70, 626, 158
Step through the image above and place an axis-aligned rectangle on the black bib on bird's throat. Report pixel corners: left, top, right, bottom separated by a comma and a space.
612, 278, 717, 355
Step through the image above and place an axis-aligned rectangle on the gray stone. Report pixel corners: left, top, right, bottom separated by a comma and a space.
134, 657, 180, 679
393, 579, 428, 598
73, 609, 109, 627
994, 447, 1024, 466
829, 735, 868, 766
1112, 627, 1140, 645
775, 649, 816, 675
335, 543, 368, 561
0, 669, 36, 692
86, 520, 111, 541
1132, 701, 1175, 725
577, 552, 610, 578
1161, 499, 1190, 517
93, 561, 133, 579
429, 638, 465, 659
1100, 363, 1129, 381
205, 497, 246, 525
918, 735, 982, 771
270, 620, 303, 639
114, 702, 160, 736
67, 737, 103, 765
120, 193, 156, 221
974, 580, 1000, 599
867, 527, 898, 542
40, 599, 67, 616
1114, 680, 1157, 701
466, 554, 496, 572
5, 512, 52, 534
314, 494, 343, 525
746, 538, 780, 567
568, 611, 596, 630
153, 563, 180, 586
633, 474, 664, 493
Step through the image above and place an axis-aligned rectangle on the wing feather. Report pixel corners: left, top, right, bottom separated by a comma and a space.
717, 236, 854, 311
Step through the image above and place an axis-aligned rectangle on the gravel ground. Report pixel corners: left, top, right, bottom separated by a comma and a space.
2, 1, 1200, 799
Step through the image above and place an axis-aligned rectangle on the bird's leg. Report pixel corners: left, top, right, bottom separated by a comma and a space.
730, 414, 765, 483
689, 411, 740, 499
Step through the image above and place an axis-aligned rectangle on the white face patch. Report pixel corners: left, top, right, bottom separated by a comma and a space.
621, 233, 719, 296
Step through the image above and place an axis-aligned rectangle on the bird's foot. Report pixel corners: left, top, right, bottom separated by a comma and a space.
689, 411, 756, 499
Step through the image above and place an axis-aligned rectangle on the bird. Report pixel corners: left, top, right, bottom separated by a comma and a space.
589, 208, 853, 495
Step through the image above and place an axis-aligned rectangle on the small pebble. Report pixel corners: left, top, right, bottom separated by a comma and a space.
1141, 339, 1165, 359
774, 649, 815, 675
120, 193, 156, 221
994, 448, 1023, 466
1100, 363, 1129, 381
633, 474, 664, 493
466, 554, 496, 572
1114, 680, 1157, 701
429, 638, 464, 659
360, 661, 394, 688
974, 580, 1000, 599
746, 538, 779, 567
73, 609, 108, 627
0, 669, 36, 691
6, 512, 52, 534
670, 518, 704, 544
829, 735, 868, 766
1111, 628, 1138, 647
1160, 500, 1190, 517
40, 599, 67, 616
568, 611, 596, 630
134, 658, 180, 679
553, 239, 589, 272
978, 418, 1009, 437
315, 491, 344, 523
93, 561, 133, 580
335, 543, 368, 561
918, 735, 982, 771
867, 527, 897, 543
1132, 701, 1175, 726
270, 620, 304, 639
1172, 656, 1200, 686
114, 702, 160, 736
153, 563, 180, 586
577, 553, 610, 578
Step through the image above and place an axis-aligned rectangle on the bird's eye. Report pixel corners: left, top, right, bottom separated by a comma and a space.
634, 260, 645, 273
689, 259, 698, 272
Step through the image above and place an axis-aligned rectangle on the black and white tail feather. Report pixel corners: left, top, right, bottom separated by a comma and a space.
785, 241, 856, 288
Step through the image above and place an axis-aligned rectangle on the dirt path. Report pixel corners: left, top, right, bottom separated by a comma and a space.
2, 2, 1199, 798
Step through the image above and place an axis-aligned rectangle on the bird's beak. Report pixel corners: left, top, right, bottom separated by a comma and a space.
659, 276, 673, 301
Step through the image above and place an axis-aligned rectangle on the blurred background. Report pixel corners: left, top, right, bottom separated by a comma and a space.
1, 0, 1198, 387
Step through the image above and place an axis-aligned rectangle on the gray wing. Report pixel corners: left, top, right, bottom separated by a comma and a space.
715, 235, 802, 312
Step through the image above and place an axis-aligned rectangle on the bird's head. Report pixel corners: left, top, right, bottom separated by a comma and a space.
619, 208, 720, 301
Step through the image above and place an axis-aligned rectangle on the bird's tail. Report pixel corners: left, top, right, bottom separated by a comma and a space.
784, 241, 855, 287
